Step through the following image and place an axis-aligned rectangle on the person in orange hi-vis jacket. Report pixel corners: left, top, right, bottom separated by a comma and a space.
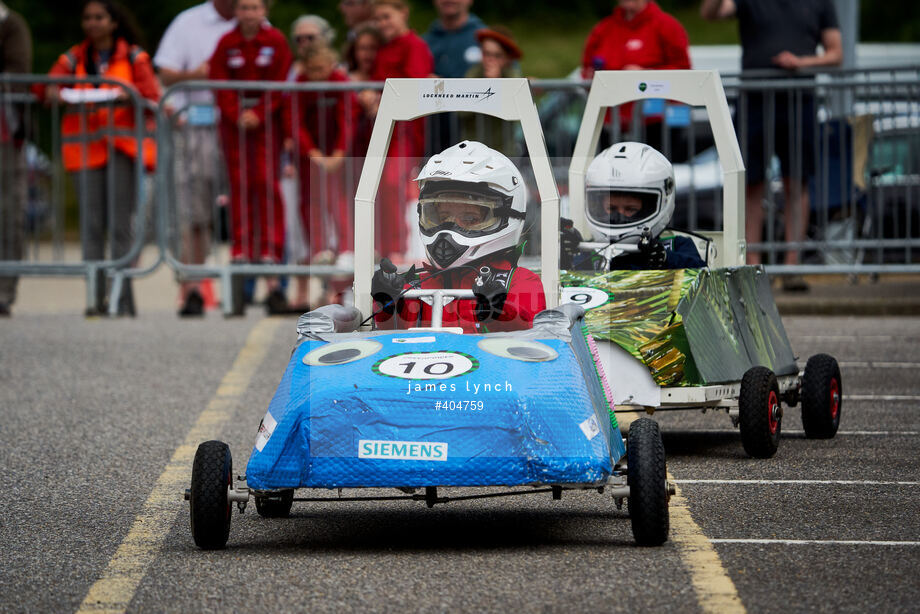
41, 0, 160, 316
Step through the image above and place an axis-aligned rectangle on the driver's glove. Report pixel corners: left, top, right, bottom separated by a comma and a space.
472, 266, 509, 322
560, 218, 583, 269
371, 258, 406, 315
638, 236, 668, 269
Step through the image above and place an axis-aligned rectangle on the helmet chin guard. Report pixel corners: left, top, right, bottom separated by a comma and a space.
428, 233, 469, 269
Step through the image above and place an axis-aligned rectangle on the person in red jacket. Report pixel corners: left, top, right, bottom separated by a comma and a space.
373, 141, 546, 334
210, 0, 291, 274
285, 45, 359, 261
581, 0, 690, 148
369, 0, 433, 262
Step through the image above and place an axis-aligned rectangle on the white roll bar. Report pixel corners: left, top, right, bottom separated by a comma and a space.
353, 78, 561, 319
568, 70, 746, 268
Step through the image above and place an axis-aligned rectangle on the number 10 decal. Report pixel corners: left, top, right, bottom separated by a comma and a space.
561, 286, 610, 310
373, 351, 479, 380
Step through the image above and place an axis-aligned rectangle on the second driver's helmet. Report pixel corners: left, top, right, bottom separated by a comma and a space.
584, 141, 675, 243
416, 141, 527, 270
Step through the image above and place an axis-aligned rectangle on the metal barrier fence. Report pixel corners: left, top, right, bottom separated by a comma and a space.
3, 67, 919, 315
0, 74, 157, 315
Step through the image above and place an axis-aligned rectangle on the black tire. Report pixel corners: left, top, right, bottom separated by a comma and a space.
801, 354, 842, 439
190, 440, 232, 550
739, 366, 781, 458
255, 489, 295, 518
627, 418, 669, 546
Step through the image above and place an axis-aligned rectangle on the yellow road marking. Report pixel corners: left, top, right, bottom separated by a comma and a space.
617, 412, 745, 614
77, 318, 281, 614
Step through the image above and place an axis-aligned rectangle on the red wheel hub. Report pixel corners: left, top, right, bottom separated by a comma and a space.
767, 390, 780, 434
829, 378, 840, 420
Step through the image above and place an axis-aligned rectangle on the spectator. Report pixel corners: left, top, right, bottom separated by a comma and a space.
289, 14, 336, 60
339, 0, 374, 43
44, 0, 160, 316
701, 0, 842, 290
154, 0, 236, 317
0, 2, 31, 317
371, 0, 433, 262
423, 0, 486, 152
424, 0, 485, 79
210, 0, 292, 312
582, 0, 690, 149
347, 24, 382, 157
462, 26, 521, 152
285, 44, 358, 306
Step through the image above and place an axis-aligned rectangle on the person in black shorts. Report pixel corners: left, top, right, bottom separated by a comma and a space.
701, 0, 842, 290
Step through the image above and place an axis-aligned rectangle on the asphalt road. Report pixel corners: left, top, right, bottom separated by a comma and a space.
1, 313, 918, 613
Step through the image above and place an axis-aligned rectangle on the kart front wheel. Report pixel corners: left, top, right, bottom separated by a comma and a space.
801, 354, 842, 439
627, 418, 669, 546
190, 440, 233, 550
255, 489, 295, 518
739, 366, 781, 458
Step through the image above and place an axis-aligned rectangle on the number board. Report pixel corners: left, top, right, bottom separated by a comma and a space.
560, 286, 610, 311
373, 351, 479, 380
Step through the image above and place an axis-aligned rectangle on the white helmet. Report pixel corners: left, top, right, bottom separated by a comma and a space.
584, 141, 675, 243
415, 141, 527, 270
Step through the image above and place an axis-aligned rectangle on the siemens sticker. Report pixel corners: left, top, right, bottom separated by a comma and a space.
358, 440, 449, 462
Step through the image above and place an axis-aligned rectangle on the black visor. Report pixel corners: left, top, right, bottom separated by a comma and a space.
586, 188, 661, 228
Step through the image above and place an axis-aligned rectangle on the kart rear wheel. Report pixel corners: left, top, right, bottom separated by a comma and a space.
255, 489, 295, 518
801, 354, 842, 439
739, 366, 781, 458
190, 440, 232, 550
627, 418, 669, 546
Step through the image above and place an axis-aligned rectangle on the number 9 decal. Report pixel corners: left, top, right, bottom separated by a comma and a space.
561, 286, 610, 310
303, 340, 383, 366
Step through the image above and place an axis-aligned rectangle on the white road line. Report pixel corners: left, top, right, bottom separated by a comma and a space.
666, 429, 920, 436
844, 394, 920, 401
674, 479, 920, 486
711, 539, 920, 547
837, 361, 920, 369
794, 335, 915, 342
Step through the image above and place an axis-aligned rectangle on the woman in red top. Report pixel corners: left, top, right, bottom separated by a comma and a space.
581, 0, 690, 145
210, 0, 292, 268
369, 0, 433, 263
44, 0, 160, 316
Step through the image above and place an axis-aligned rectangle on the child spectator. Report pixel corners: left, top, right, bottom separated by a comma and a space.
370, 0, 433, 263
285, 45, 359, 307
210, 0, 292, 310
154, 0, 236, 316
43, 0, 160, 316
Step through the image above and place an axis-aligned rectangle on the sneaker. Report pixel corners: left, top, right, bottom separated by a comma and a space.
0, 303, 10, 317
265, 288, 290, 315
782, 274, 810, 293
179, 289, 205, 317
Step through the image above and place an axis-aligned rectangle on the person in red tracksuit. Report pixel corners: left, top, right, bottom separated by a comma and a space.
369, 0, 433, 262
373, 141, 546, 334
210, 0, 292, 264
285, 45, 359, 260
581, 0, 690, 147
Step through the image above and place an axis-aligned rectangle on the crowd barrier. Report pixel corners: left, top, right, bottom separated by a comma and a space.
2, 67, 918, 315
0, 74, 156, 315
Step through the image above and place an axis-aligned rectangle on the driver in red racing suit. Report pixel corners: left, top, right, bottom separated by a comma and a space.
373, 141, 546, 333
